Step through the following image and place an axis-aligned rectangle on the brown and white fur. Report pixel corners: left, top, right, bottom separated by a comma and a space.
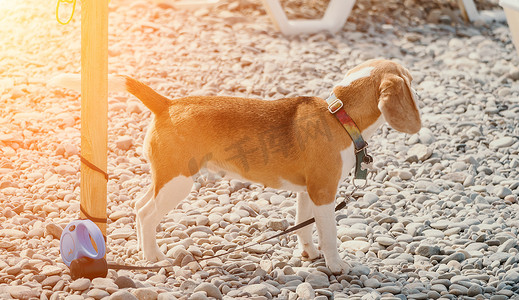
49, 59, 421, 274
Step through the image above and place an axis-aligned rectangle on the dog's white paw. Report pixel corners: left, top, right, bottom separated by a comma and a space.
325, 257, 350, 275
143, 246, 167, 262
300, 243, 321, 260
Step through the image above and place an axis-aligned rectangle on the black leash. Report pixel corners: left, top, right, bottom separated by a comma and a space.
105, 198, 351, 271
69, 195, 354, 280
77, 154, 360, 272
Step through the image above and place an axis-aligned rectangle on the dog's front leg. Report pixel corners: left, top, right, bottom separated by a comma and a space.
312, 200, 350, 275
296, 192, 320, 259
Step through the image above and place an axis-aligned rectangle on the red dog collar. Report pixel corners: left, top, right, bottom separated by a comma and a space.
326, 93, 373, 182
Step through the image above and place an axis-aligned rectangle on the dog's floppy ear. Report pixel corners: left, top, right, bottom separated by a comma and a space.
378, 74, 421, 134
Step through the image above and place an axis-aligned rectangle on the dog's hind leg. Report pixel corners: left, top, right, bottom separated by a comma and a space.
296, 192, 320, 260
137, 175, 194, 262
134, 187, 153, 251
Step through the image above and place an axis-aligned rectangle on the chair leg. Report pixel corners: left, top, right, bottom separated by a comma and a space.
458, 0, 479, 22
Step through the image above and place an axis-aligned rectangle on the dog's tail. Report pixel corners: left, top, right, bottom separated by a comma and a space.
48, 74, 169, 114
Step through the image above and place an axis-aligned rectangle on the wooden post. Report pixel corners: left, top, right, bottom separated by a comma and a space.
80, 0, 108, 236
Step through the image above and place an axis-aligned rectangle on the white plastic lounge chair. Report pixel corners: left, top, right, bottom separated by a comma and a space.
458, 0, 506, 23
500, 0, 519, 57
262, 0, 356, 35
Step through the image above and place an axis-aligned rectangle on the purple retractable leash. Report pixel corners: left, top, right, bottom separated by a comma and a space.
60, 219, 108, 279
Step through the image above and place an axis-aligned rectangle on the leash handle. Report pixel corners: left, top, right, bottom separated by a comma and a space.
60, 220, 106, 266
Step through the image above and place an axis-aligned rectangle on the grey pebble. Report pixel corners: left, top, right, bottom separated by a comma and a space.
157, 292, 179, 300
115, 275, 136, 289
4, 266, 21, 276
41, 275, 62, 288
441, 252, 465, 264
230, 179, 250, 191
415, 244, 441, 257
132, 288, 158, 300
194, 283, 222, 300
262, 282, 281, 296
7, 286, 39, 299
504, 270, 519, 282
305, 272, 329, 289
315, 289, 333, 297
489, 137, 515, 149
408, 144, 433, 161
489, 296, 509, 300
350, 265, 371, 276
431, 284, 448, 293
493, 186, 512, 198
376, 236, 396, 246
87, 288, 111, 299
427, 291, 441, 299
363, 278, 380, 288
69, 278, 91, 291
467, 285, 483, 296
92, 277, 119, 290
45, 223, 63, 239
295, 282, 314, 300
64, 296, 84, 300
376, 285, 401, 294
189, 291, 209, 300
110, 290, 138, 300
243, 284, 268, 296
449, 283, 468, 295
268, 219, 289, 231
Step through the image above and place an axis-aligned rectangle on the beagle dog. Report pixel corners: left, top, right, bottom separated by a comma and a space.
50, 59, 421, 274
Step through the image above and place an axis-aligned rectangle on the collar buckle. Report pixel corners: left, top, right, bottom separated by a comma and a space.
327, 98, 343, 114
354, 142, 368, 154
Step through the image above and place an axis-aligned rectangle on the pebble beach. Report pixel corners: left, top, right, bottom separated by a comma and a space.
1, 0, 519, 299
